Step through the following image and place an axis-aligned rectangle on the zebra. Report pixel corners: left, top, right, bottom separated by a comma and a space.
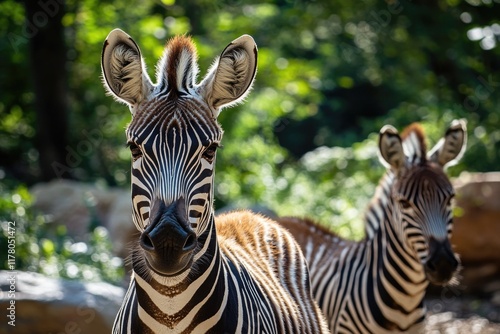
278, 120, 467, 333
101, 29, 329, 333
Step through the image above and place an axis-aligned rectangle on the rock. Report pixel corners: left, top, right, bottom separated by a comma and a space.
452, 172, 500, 264
30, 180, 137, 259
30, 180, 120, 238
106, 191, 139, 258
0, 270, 124, 334
450, 172, 500, 292
424, 294, 500, 334
425, 313, 500, 334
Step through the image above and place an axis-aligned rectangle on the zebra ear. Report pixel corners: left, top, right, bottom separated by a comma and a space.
379, 125, 406, 172
199, 35, 258, 118
428, 119, 467, 168
101, 29, 154, 113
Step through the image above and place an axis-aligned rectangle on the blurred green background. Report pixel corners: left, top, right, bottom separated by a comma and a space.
1, 0, 499, 282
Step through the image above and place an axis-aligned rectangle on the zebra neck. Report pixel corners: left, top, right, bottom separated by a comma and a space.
364, 171, 394, 238
364, 206, 428, 327
130, 214, 230, 330
364, 170, 428, 286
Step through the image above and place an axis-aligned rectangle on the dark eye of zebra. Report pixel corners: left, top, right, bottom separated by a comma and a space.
399, 199, 412, 210
446, 195, 454, 207
202, 144, 218, 163
128, 143, 142, 161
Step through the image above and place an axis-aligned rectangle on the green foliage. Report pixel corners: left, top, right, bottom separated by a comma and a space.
264, 135, 384, 240
0, 185, 124, 284
1, 0, 500, 257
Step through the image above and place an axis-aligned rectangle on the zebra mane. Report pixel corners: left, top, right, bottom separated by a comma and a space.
401, 123, 427, 164
156, 35, 199, 95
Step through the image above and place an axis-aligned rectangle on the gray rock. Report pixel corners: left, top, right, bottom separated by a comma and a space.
0, 270, 124, 334
31, 180, 119, 238
106, 191, 138, 259
30, 180, 137, 260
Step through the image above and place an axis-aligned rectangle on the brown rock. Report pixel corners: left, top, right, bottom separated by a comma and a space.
452, 172, 500, 264
450, 172, 500, 293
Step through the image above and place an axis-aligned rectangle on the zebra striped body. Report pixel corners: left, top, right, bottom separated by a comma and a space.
279, 121, 467, 333
101, 29, 328, 333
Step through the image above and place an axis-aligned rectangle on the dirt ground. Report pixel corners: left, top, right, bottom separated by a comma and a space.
425, 294, 500, 333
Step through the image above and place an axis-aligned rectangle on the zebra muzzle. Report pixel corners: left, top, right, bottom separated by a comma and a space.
140, 197, 197, 276
424, 238, 459, 285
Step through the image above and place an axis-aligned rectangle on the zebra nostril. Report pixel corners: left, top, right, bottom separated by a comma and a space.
140, 233, 155, 251
182, 233, 196, 251
425, 260, 436, 273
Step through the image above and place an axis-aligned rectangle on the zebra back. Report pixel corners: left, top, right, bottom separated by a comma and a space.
216, 211, 329, 333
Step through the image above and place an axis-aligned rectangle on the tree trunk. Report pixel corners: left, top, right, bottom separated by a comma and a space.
24, 0, 70, 181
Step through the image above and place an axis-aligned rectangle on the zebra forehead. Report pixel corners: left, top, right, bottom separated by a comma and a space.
398, 164, 453, 194
127, 97, 221, 143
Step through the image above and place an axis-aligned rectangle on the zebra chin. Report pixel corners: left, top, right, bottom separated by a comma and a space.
142, 250, 195, 277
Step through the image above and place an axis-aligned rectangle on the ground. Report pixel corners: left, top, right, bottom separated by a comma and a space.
425, 294, 500, 333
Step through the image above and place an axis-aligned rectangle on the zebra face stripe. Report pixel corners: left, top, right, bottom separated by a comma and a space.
126, 95, 222, 236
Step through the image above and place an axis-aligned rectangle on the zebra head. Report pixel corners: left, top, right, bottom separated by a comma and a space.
378, 120, 467, 285
101, 29, 257, 277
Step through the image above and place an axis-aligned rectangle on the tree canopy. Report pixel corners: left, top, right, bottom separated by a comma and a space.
1, 0, 499, 238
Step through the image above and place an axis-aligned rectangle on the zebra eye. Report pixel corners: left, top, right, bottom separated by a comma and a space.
399, 199, 412, 210
202, 144, 218, 163
446, 196, 454, 207
128, 143, 142, 161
